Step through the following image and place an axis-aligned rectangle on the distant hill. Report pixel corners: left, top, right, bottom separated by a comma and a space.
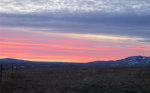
117, 56, 150, 65
88, 56, 150, 66
0, 58, 31, 64
0, 58, 85, 70
0, 56, 150, 70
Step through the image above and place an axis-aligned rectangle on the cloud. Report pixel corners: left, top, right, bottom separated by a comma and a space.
1, 12, 150, 39
1, 0, 150, 62
1, 27, 150, 62
138, 40, 150, 43
0, 0, 150, 14
0, 0, 150, 39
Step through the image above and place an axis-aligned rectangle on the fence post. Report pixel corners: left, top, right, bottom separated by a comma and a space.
12, 64, 14, 72
0, 64, 3, 91
16, 65, 18, 71
16, 65, 20, 71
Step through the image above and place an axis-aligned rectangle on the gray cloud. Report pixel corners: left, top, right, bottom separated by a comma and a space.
139, 40, 150, 43
0, 0, 150, 39
0, 0, 150, 14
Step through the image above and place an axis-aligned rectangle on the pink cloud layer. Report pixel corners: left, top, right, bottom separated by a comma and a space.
1, 27, 150, 62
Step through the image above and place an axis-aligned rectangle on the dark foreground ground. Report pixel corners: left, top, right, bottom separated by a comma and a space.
1, 66, 150, 93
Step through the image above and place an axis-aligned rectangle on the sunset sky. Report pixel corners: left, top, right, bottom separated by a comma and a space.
0, 0, 150, 62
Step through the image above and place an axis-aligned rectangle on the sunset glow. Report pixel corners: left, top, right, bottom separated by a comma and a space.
0, 0, 150, 62
1, 27, 150, 62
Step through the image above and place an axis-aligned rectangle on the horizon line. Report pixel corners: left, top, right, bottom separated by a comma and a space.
0, 55, 149, 63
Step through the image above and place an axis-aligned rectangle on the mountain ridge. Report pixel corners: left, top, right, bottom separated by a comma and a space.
0, 56, 150, 70
1, 56, 150, 63
88, 56, 150, 66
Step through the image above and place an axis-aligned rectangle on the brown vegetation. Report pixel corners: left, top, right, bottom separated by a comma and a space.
1, 67, 150, 93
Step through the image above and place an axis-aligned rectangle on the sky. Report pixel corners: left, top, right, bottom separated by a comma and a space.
0, 0, 150, 62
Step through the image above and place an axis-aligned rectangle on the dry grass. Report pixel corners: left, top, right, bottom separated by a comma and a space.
1, 67, 150, 93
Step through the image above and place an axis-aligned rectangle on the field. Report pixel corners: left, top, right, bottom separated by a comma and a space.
1, 67, 150, 93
